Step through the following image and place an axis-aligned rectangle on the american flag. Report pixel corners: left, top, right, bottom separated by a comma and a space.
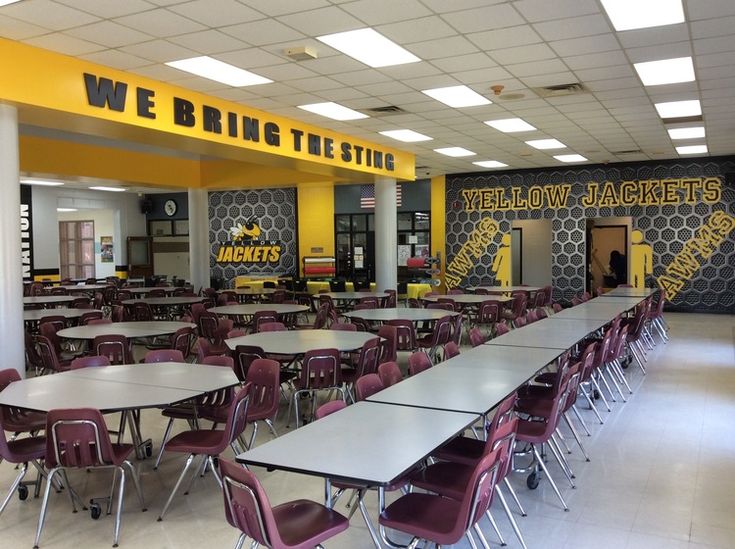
360, 184, 402, 208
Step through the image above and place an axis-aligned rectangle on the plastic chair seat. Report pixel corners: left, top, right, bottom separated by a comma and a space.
160, 405, 196, 420
271, 499, 350, 549
410, 461, 471, 501
164, 429, 227, 455
432, 436, 484, 466
515, 398, 553, 418
107, 443, 136, 466
515, 419, 548, 443
534, 372, 556, 385
199, 404, 229, 423
3, 411, 47, 433
5, 435, 46, 462
380, 492, 461, 545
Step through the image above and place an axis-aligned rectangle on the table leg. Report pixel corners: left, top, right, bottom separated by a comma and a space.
324, 478, 333, 508
357, 488, 383, 549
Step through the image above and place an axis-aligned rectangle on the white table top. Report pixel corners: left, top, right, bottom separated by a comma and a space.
66, 362, 238, 392
220, 288, 277, 295
126, 287, 177, 295
57, 284, 110, 292
210, 304, 309, 316
226, 329, 379, 354
485, 317, 608, 350
313, 292, 389, 300
121, 296, 206, 306
236, 401, 476, 486
57, 321, 195, 340
423, 294, 511, 304
469, 285, 543, 293
24, 296, 75, 306
24, 308, 104, 322
343, 308, 458, 322
367, 345, 561, 415
550, 300, 639, 320
604, 287, 658, 297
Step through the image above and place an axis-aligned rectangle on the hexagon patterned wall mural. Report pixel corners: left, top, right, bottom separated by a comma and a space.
447, 158, 735, 313
209, 188, 297, 284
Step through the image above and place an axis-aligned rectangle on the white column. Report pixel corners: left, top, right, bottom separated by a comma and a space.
0, 104, 25, 377
374, 177, 398, 291
188, 188, 210, 292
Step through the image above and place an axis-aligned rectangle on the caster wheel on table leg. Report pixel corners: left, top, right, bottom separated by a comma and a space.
527, 472, 540, 490
18, 485, 28, 501
90, 503, 102, 520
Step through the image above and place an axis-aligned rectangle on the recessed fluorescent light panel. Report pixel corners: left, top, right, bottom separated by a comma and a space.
473, 160, 508, 168
0, 0, 23, 6
297, 102, 368, 121
379, 129, 432, 142
166, 56, 272, 87
484, 118, 536, 133
526, 139, 566, 150
434, 147, 476, 157
422, 85, 491, 108
601, 0, 684, 31
90, 186, 125, 192
57, 208, 78, 212
554, 154, 588, 163
316, 28, 420, 68
19, 179, 64, 187
634, 57, 695, 86
667, 127, 705, 140
654, 99, 701, 119
676, 145, 708, 155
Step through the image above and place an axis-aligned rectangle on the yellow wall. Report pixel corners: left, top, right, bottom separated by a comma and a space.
431, 175, 446, 291
297, 182, 335, 276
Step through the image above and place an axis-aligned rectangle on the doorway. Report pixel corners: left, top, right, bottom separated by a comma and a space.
586, 218, 631, 293
509, 219, 552, 287
59, 220, 95, 279
511, 228, 522, 285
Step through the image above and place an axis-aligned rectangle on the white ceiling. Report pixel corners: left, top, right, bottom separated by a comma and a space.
3, 0, 735, 179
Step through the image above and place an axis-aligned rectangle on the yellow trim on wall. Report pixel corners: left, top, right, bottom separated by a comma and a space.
431, 175, 446, 292
33, 274, 60, 282
297, 182, 335, 277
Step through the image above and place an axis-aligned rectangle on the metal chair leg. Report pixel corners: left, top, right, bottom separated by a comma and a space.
123, 460, 147, 512
0, 462, 27, 516
581, 388, 605, 424
531, 445, 569, 511
473, 523, 492, 549
484, 510, 507, 546
571, 404, 591, 435
495, 486, 528, 549
234, 533, 247, 549
563, 413, 590, 462
548, 435, 575, 486
33, 468, 59, 549
590, 374, 612, 412
248, 421, 259, 450
503, 478, 526, 516
158, 453, 196, 521
112, 465, 126, 548
154, 417, 175, 470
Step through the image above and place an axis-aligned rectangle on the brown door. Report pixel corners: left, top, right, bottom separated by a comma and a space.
127, 236, 153, 278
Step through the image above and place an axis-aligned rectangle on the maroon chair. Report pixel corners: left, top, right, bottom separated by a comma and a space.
195, 337, 222, 363
0, 414, 46, 518
218, 458, 349, 549
494, 321, 510, 337
232, 345, 266, 383
87, 318, 113, 326
71, 297, 92, 309
34, 334, 73, 373
38, 318, 68, 359
503, 293, 527, 326
170, 326, 194, 361
132, 301, 155, 321
79, 311, 104, 325
111, 305, 126, 322
227, 328, 247, 338
426, 302, 454, 312
377, 361, 402, 388
377, 325, 398, 364
443, 341, 460, 360
241, 358, 280, 449
449, 313, 464, 346
468, 327, 486, 347
0, 369, 46, 434
70, 355, 111, 370
514, 315, 528, 328
407, 298, 421, 308
383, 289, 397, 308
526, 309, 539, 323
330, 322, 357, 331
259, 321, 286, 332
288, 348, 343, 428
552, 303, 563, 313
386, 319, 417, 352
408, 351, 432, 376
35, 408, 146, 548
473, 300, 501, 337
341, 338, 381, 398
252, 310, 278, 333
92, 334, 133, 365
379, 448, 501, 549
314, 399, 347, 420
157, 383, 252, 521
143, 349, 184, 363
416, 315, 452, 362
355, 373, 384, 401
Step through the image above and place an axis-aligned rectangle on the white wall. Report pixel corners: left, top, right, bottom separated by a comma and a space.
511, 219, 552, 287
153, 236, 189, 280
31, 186, 147, 272
57, 208, 115, 278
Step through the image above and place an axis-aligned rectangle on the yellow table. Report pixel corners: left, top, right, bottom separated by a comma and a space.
306, 281, 377, 294
406, 283, 433, 299
234, 276, 281, 290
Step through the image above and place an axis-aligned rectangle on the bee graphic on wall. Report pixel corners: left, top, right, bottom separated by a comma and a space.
229, 216, 261, 241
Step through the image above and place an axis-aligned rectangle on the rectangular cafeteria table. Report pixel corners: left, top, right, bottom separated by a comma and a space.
486, 317, 610, 350
550, 299, 641, 320
236, 401, 477, 548
604, 286, 658, 297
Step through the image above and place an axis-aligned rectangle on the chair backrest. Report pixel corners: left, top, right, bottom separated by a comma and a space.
581, 291, 591, 302
80, 311, 104, 325
408, 351, 432, 376
476, 300, 501, 325
46, 408, 117, 468
245, 359, 280, 421
535, 307, 548, 320
198, 311, 220, 340
377, 361, 402, 388
431, 315, 454, 348
578, 341, 598, 382
495, 321, 510, 336
318, 294, 335, 311
443, 341, 461, 360
383, 290, 397, 308
447, 289, 464, 295
533, 290, 546, 308
39, 319, 65, 353
259, 321, 286, 332
111, 305, 126, 322
171, 326, 194, 359
190, 302, 207, 323
407, 298, 421, 308
330, 322, 357, 332
386, 319, 416, 352
514, 315, 528, 328
220, 383, 253, 450
233, 345, 266, 382
227, 329, 247, 339
354, 337, 381, 377
92, 334, 132, 365
70, 355, 111, 369
450, 313, 463, 345
202, 355, 235, 368
552, 302, 563, 313
526, 310, 538, 323
25, 330, 43, 371
144, 349, 184, 363
510, 293, 527, 317
451, 449, 501, 544
314, 399, 347, 420
468, 327, 486, 347
355, 373, 384, 401
299, 348, 341, 390
571, 296, 582, 306
270, 289, 286, 304
71, 297, 92, 309
253, 311, 278, 332
34, 334, 64, 373
591, 328, 613, 370
377, 325, 398, 364
313, 304, 331, 329
428, 301, 454, 312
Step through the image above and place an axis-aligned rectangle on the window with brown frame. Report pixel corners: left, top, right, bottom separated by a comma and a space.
59, 220, 95, 280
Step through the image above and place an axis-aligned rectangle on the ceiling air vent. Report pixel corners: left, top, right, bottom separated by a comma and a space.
662, 115, 703, 124
532, 82, 589, 98
365, 105, 407, 115
612, 149, 644, 155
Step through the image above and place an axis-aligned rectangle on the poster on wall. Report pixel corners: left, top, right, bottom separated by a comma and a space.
20, 184, 33, 282
100, 236, 114, 263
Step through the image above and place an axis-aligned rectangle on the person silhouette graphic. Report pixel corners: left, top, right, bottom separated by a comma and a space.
492, 233, 512, 287
630, 229, 652, 289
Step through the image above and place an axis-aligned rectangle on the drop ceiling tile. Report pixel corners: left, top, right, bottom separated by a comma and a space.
564, 50, 628, 71
491, 43, 557, 65
699, 76, 735, 90
206, 87, 259, 102
292, 55, 366, 75
520, 72, 577, 88
2, 0, 102, 30
64, 21, 152, 49
285, 75, 343, 92
80, 49, 151, 70
56, 0, 155, 18
696, 51, 735, 68
377, 16, 457, 43
549, 34, 620, 57
168, 75, 232, 92
221, 19, 305, 46
586, 77, 642, 92
316, 87, 367, 101
625, 41, 692, 63
690, 15, 735, 39
505, 58, 569, 77
254, 63, 317, 82
431, 52, 497, 72
168, 30, 251, 54
408, 35, 479, 60
216, 48, 289, 69
169, 0, 264, 26
331, 69, 392, 86
340, 0, 431, 25
132, 63, 199, 81
452, 66, 513, 85
532, 14, 611, 41
440, 3, 524, 33
466, 25, 542, 51
276, 6, 364, 36
687, 0, 735, 20
25, 33, 104, 56
121, 40, 199, 63
270, 92, 324, 105
378, 62, 443, 80
357, 80, 414, 96
575, 64, 635, 82
114, 9, 206, 38
241, 98, 288, 110
0, 15, 51, 39
400, 74, 461, 91
592, 88, 647, 100
514, 0, 600, 21
237, 0, 330, 16
693, 35, 735, 55
698, 64, 735, 78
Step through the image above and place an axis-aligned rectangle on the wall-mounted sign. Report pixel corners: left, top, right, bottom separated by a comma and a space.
214, 216, 282, 264
100, 236, 114, 263
20, 184, 33, 281
445, 217, 499, 289
461, 177, 722, 212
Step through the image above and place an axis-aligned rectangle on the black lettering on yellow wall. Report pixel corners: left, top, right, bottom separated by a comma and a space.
84, 73, 128, 112
173, 97, 196, 127
136, 87, 155, 119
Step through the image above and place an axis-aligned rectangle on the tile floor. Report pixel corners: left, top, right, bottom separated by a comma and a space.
1, 312, 734, 548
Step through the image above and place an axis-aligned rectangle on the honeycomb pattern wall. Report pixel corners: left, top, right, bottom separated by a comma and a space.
447, 158, 735, 313
209, 188, 297, 284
